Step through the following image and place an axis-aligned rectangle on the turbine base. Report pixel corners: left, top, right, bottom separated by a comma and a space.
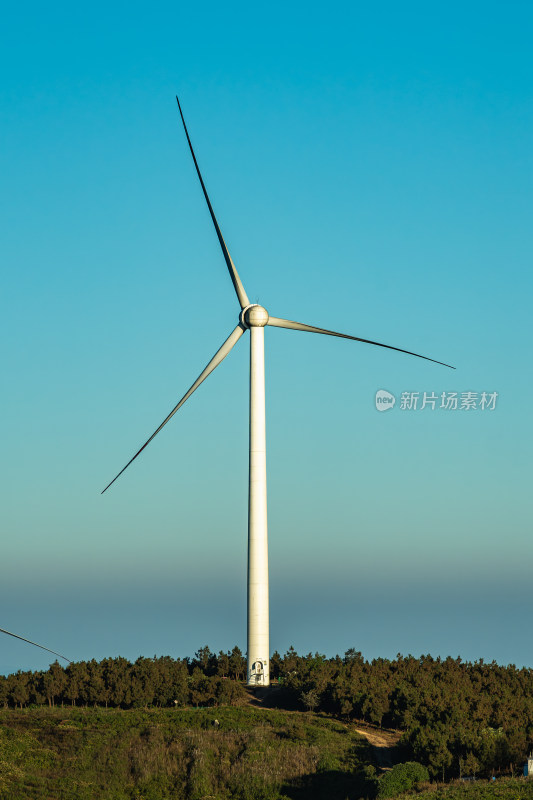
247, 658, 270, 687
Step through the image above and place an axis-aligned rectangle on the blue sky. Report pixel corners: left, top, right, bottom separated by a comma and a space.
1, 1, 532, 675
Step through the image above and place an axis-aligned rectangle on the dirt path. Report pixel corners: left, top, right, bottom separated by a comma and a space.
351, 722, 402, 769
246, 687, 402, 770
352, 723, 401, 749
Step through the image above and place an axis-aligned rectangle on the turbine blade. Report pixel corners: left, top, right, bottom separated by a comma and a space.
175, 96, 250, 310
267, 316, 455, 369
102, 324, 246, 494
0, 627, 71, 663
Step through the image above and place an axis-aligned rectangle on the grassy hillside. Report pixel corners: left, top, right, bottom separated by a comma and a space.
1, 705, 531, 799
3, 649, 532, 781
0, 705, 377, 799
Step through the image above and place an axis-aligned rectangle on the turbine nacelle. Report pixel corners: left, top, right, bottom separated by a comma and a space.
241, 304, 269, 328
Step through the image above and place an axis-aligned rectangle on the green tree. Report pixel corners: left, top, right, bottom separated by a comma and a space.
217, 650, 230, 677
0, 675, 7, 708
460, 751, 480, 778
228, 646, 246, 681
301, 688, 320, 713
378, 761, 429, 797
41, 661, 67, 707
193, 646, 216, 676
65, 661, 89, 707
7, 671, 30, 708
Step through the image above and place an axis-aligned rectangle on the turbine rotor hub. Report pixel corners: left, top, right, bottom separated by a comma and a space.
241, 304, 269, 328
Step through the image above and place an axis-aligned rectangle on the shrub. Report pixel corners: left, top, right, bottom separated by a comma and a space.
378, 761, 430, 797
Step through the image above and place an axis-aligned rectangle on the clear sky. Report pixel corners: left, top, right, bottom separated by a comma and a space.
1, 1, 532, 675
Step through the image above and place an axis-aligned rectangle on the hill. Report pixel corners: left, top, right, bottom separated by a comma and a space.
0, 705, 531, 800
0, 705, 377, 799
2, 646, 533, 797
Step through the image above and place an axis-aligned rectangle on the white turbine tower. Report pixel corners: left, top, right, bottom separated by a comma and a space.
102, 97, 454, 687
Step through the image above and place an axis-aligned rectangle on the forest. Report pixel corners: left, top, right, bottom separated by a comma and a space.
1, 646, 532, 798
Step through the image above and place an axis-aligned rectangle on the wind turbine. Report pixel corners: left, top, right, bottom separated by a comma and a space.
102, 97, 454, 687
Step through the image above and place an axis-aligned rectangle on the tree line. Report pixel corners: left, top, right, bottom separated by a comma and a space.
278, 648, 533, 780
1, 646, 532, 781
0, 646, 248, 711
